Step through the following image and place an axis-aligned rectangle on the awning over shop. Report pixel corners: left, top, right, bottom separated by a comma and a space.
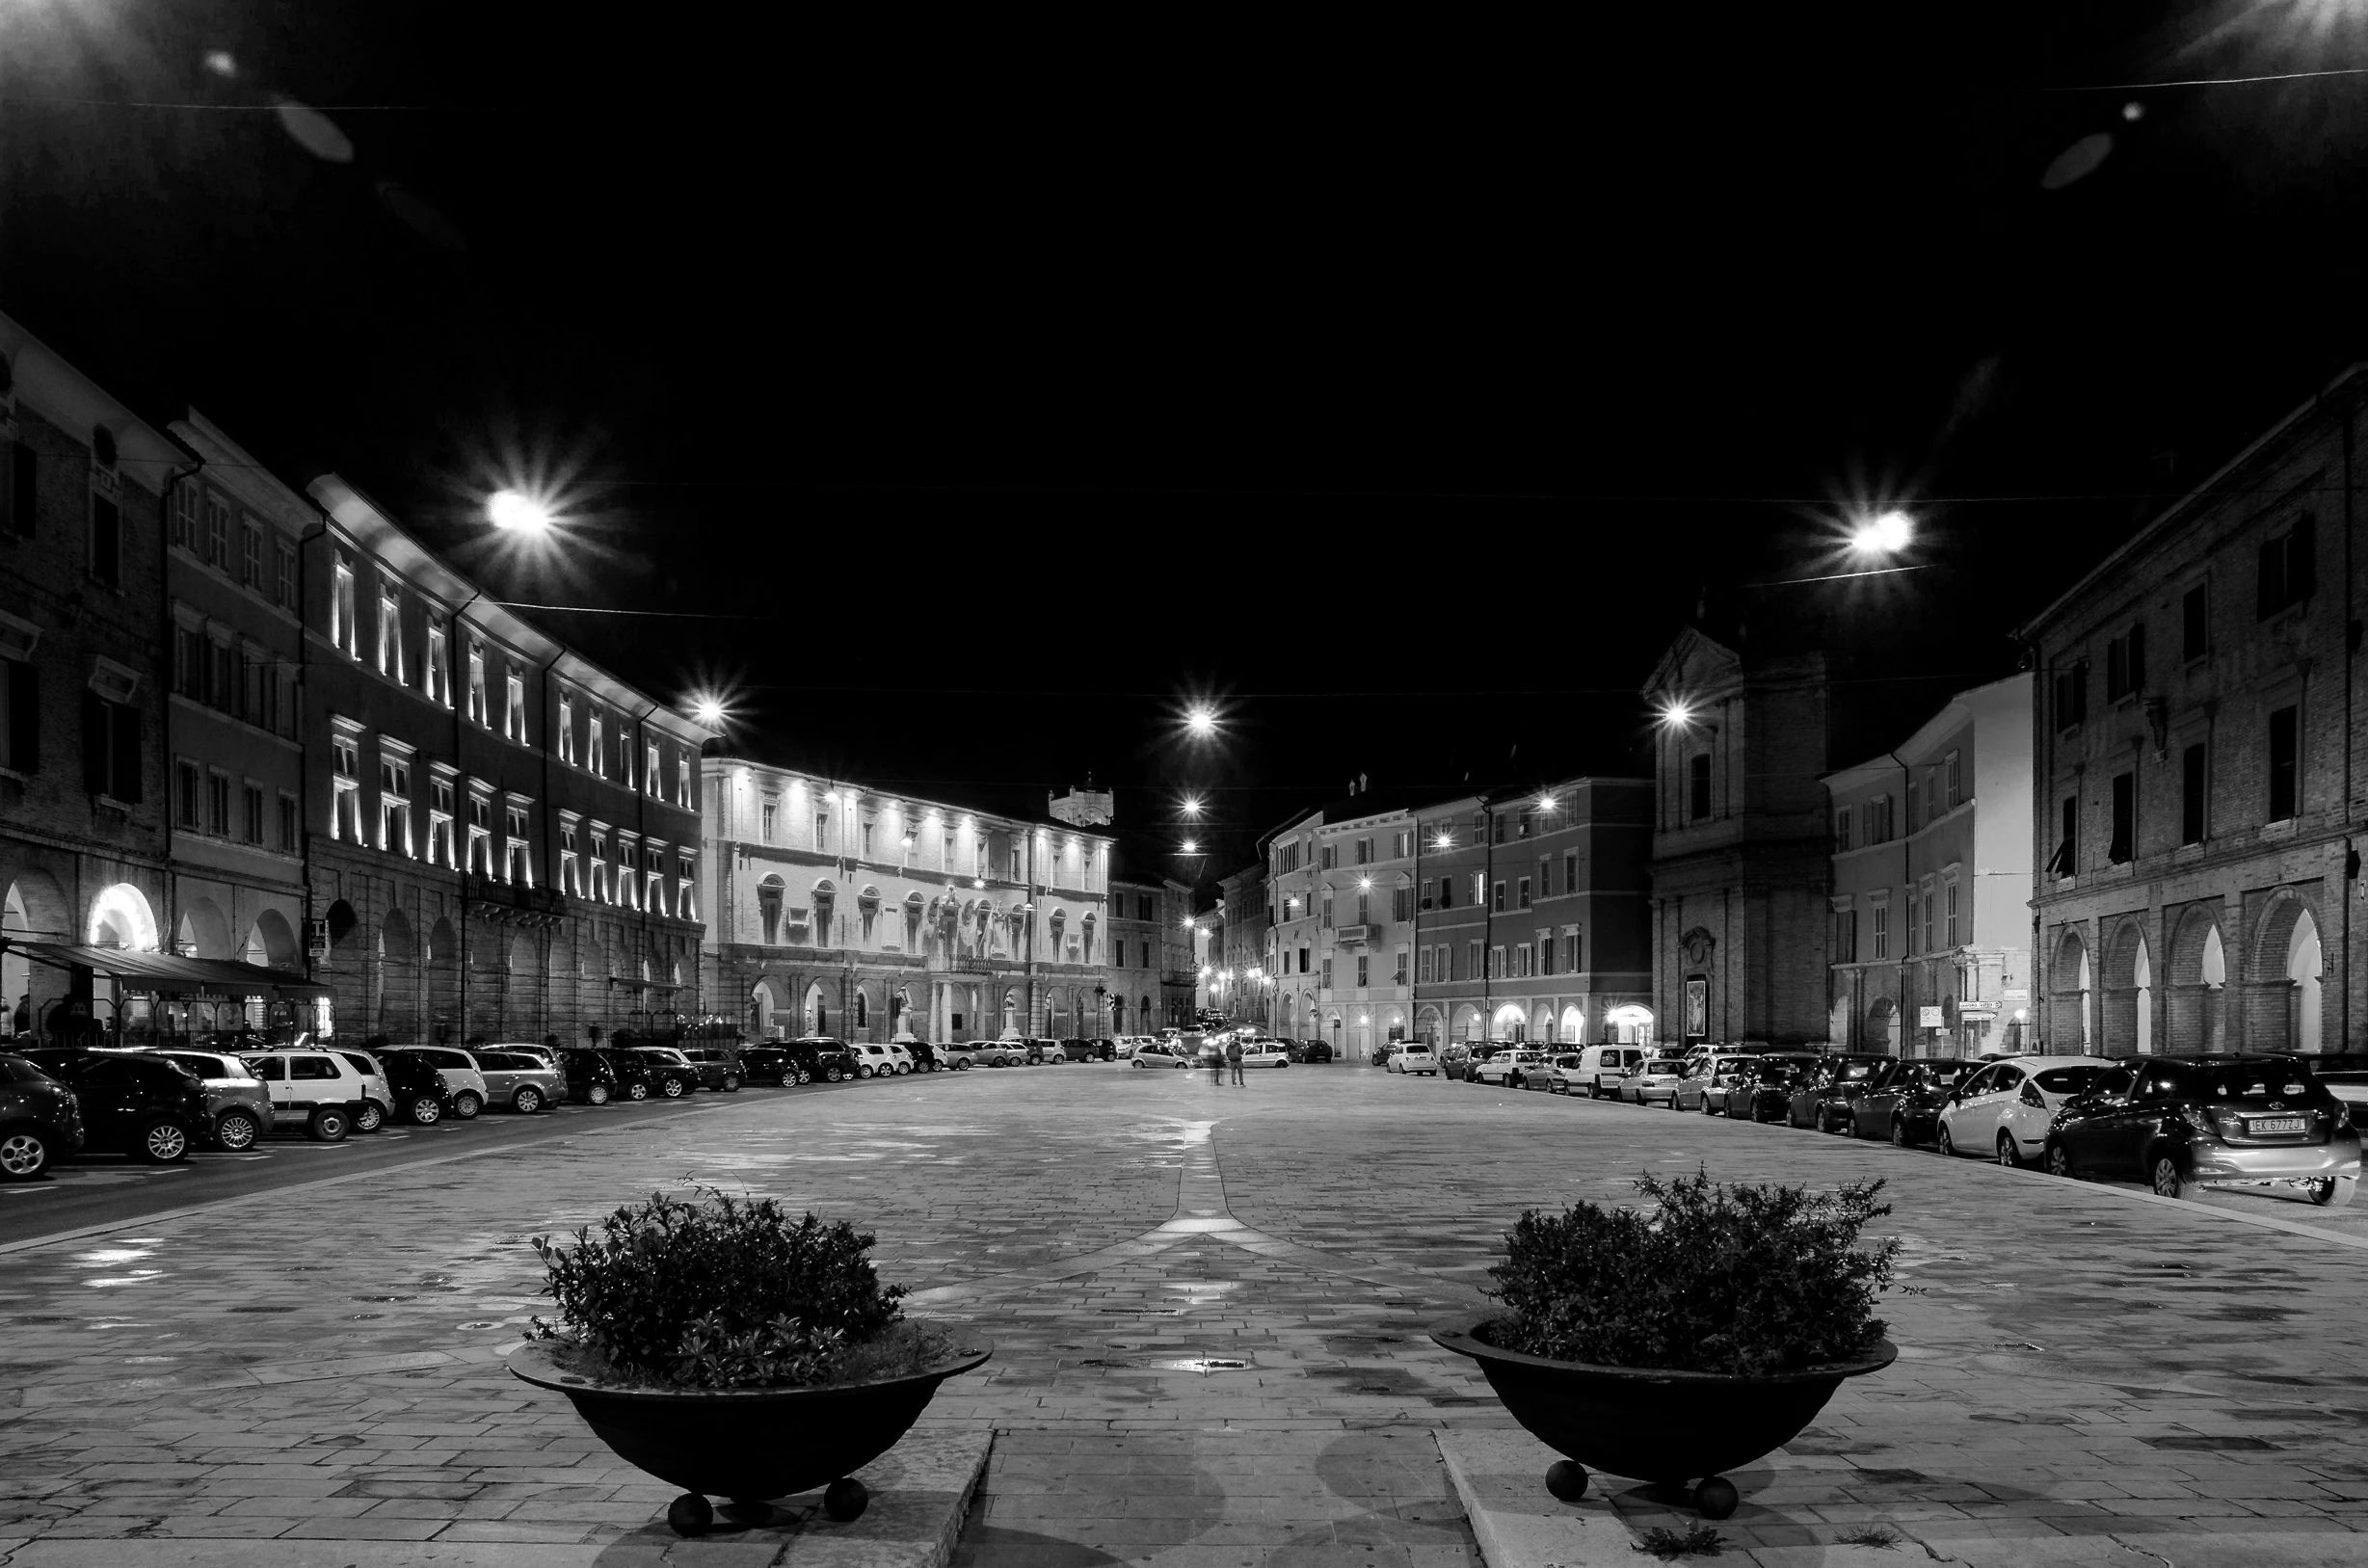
0, 940, 331, 1000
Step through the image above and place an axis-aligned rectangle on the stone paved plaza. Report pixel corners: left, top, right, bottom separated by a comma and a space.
5, 1061, 2368, 1566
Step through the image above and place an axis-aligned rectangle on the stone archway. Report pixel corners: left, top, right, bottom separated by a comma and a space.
2102, 918, 2151, 1055
2249, 890, 2321, 1054
379, 909, 419, 1044
249, 909, 299, 970
2050, 927, 2090, 1051
1558, 1004, 1583, 1045
174, 897, 234, 960
750, 978, 777, 1036
2166, 904, 2227, 1053
1866, 996, 1899, 1056
88, 883, 160, 951
804, 981, 827, 1037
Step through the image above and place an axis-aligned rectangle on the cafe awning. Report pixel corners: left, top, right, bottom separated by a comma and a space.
0, 940, 332, 1000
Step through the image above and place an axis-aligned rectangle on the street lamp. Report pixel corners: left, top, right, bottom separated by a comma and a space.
688, 692, 730, 727
1181, 795, 1204, 818
1181, 839, 1199, 855
488, 490, 554, 533
1850, 509, 1912, 555
1185, 706, 1217, 737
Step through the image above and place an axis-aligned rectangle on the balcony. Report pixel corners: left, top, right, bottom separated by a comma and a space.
466, 874, 565, 925
1332, 924, 1374, 945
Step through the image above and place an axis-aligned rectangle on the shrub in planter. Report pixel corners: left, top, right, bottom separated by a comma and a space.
1432, 1170, 1900, 1519
511, 1186, 991, 1536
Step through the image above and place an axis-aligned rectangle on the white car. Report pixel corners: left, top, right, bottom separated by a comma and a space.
236, 1049, 376, 1141
1575, 1046, 1646, 1098
1130, 1042, 1194, 1070
1396, 1043, 1439, 1076
881, 1043, 917, 1075
849, 1043, 900, 1078
1548, 1052, 1592, 1094
1966, 1055, 2117, 1166
1237, 1041, 1290, 1069
1677, 1053, 1758, 1115
1475, 1050, 1549, 1088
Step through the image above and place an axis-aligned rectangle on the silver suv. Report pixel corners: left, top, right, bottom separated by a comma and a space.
237, 1049, 374, 1141
382, 1047, 492, 1118
144, 1049, 275, 1150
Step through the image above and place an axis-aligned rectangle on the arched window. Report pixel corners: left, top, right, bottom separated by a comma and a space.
758, 876, 785, 944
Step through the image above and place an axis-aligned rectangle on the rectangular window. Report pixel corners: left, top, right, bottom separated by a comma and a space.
2258, 518, 2316, 619
1356, 954, 1369, 987
645, 741, 660, 794
1920, 892, 1933, 955
1467, 941, 1480, 979
206, 770, 230, 836
466, 643, 488, 725
2182, 582, 2208, 661
1838, 909, 1858, 963
1564, 850, 1578, 890
276, 540, 297, 609
1355, 890, 1370, 924
242, 523, 264, 590
83, 694, 142, 803
1319, 844, 1336, 870
587, 707, 604, 775
243, 783, 264, 844
171, 477, 198, 548
507, 674, 527, 741
1421, 877, 1434, 909
1492, 881, 1505, 913
428, 778, 455, 867
1834, 807, 1852, 853
332, 561, 357, 656
676, 753, 690, 807
1516, 876, 1531, 908
1905, 776, 1920, 829
2106, 623, 2146, 702
1419, 947, 1434, 985
279, 793, 298, 852
1393, 885, 1412, 921
423, 621, 447, 705
2053, 662, 2089, 731
558, 696, 575, 763
2181, 741, 2207, 845
1871, 903, 1889, 960
1945, 881, 1959, 947
1489, 945, 1504, 978
1492, 812, 1508, 845
1688, 753, 1711, 819
175, 759, 201, 828
2109, 771, 2135, 863
377, 590, 401, 678
1946, 750, 1963, 808
89, 492, 120, 587
204, 496, 229, 569
1538, 932, 1554, 976
1321, 891, 1335, 926
2051, 793, 2078, 877
761, 797, 778, 841
2269, 705, 2299, 820
1320, 958, 1333, 988
814, 810, 830, 850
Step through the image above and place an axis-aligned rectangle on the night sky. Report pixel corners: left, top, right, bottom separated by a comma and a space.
8, 2, 2368, 901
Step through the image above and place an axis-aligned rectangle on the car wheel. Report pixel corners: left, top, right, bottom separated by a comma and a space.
354, 1100, 386, 1133
585, 1083, 610, 1106
1890, 1117, 1909, 1148
214, 1109, 260, 1152
857, 1065, 874, 1079
1996, 1130, 2024, 1169
796, 1069, 812, 1084
410, 1094, 444, 1124
1936, 1123, 1957, 1158
2150, 1150, 2202, 1201
0, 1125, 53, 1182
2310, 1176, 2357, 1208
826, 1067, 843, 1082
2044, 1140, 2075, 1178
625, 1081, 651, 1101
1700, 1095, 1716, 1115
452, 1091, 484, 1120
306, 1107, 349, 1144
514, 1086, 545, 1115
723, 1075, 741, 1093
1840, 1111, 1859, 1138
662, 1076, 686, 1099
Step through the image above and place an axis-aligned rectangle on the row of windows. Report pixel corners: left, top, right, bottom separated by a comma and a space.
0, 656, 146, 801
1835, 752, 1963, 852
1834, 881, 1957, 963
171, 486, 299, 608
2054, 534, 2310, 733
2048, 706, 2299, 877
1307, 952, 1406, 989
173, 624, 298, 740
2, 440, 137, 595
753, 794, 1100, 887
1414, 932, 1583, 984
173, 760, 298, 851
327, 557, 694, 810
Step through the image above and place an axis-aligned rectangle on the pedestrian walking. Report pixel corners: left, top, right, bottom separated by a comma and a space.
1227, 1037, 1245, 1085
1209, 1040, 1225, 1085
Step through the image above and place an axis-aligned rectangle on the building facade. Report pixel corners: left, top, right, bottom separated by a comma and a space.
1107, 872, 1192, 1034
1161, 889, 1195, 1026
1823, 675, 2034, 1058
161, 412, 308, 997
1410, 778, 1654, 1048
2026, 375, 2368, 1057
1643, 629, 1838, 1049
704, 758, 1113, 1043
1263, 792, 1419, 1061
1217, 863, 1271, 1026
1, 316, 175, 1037
302, 476, 710, 1046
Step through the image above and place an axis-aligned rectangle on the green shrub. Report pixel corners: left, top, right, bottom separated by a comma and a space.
1488, 1170, 1899, 1375
529, 1186, 913, 1389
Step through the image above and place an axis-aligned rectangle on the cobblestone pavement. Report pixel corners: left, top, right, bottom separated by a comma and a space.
3, 1061, 2368, 1566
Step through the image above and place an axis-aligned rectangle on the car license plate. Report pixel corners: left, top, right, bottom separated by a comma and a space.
2250, 1116, 2306, 1134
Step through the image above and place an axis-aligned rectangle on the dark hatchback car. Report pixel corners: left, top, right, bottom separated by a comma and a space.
1724, 1053, 1820, 1123
556, 1047, 624, 1105
675, 1045, 744, 1092
0, 1051, 86, 1180
785, 1038, 858, 1083
16, 1047, 206, 1165
379, 1050, 461, 1124
1302, 1038, 1335, 1064
599, 1046, 694, 1101
1793, 1054, 1896, 1130
625, 1047, 703, 1098
2045, 1055, 2363, 1203
902, 1041, 945, 1073
738, 1044, 800, 1086
1845, 1057, 1982, 1145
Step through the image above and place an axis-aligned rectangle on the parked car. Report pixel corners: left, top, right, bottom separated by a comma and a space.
602, 1046, 693, 1100
20, 1048, 209, 1161
785, 1038, 859, 1081
0, 1050, 86, 1180
470, 1048, 568, 1112
1024, 1037, 1068, 1064
381, 1047, 489, 1117
1300, 1038, 1334, 1063
1791, 1054, 1894, 1129
379, 1049, 464, 1123
901, 1041, 945, 1074
1577, 1045, 1648, 1098
1395, 1042, 1439, 1076
555, 1047, 624, 1105
848, 1043, 899, 1079
874, 1042, 915, 1075
1937, 1054, 2104, 1162
1237, 1040, 1291, 1069
1544, 1052, 1590, 1094
1617, 1054, 1690, 1107
330, 1048, 394, 1130
1841, 1057, 1982, 1145
235, 1047, 380, 1141
143, 1048, 275, 1151
675, 1044, 745, 1092
1079, 1036, 1120, 1061
1721, 1052, 1821, 1122
2044, 1054, 2362, 1204
1677, 1052, 1758, 1114
1130, 1041, 1193, 1070
1475, 1049, 1549, 1088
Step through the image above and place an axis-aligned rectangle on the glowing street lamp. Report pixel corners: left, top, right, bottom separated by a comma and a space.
1660, 701, 1694, 729
688, 693, 730, 727
1181, 794, 1204, 818
1850, 509, 1912, 555
488, 489, 554, 533
1181, 839, 1199, 855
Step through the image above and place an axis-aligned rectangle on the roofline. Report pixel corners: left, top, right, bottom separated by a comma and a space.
697, 752, 1115, 844
308, 471, 716, 748
1820, 671, 2033, 791
2014, 361, 2368, 640
0, 311, 183, 484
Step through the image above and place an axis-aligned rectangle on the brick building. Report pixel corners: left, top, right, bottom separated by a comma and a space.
2025, 370, 2368, 1056
0, 316, 176, 1039
703, 757, 1113, 1043
1217, 863, 1271, 1027
1409, 778, 1654, 1048
302, 476, 710, 1046
1262, 787, 1420, 1060
1823, 674, 2034, 1057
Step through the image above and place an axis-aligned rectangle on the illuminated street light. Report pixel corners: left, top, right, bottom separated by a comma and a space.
688, 693, 730, 727
1184, 705, 1218, 737
1433, 832, 1454, 850
1850, 509, 1912, 555
1181, 795, 1204, 818
487, 489, 554, 533
1660, 702, 1693, 728
1538, 794, 1556, 811
1358, 877, 1371, 890
1181, 839, 1199, 855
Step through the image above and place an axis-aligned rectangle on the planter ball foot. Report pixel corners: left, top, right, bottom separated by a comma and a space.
1545, 1460, 1588, 1502
723, 1500, 775, 1527
1693, 1476, 1740, 1520
824, 1477, 869, 1523
667, 1494, 714, 1537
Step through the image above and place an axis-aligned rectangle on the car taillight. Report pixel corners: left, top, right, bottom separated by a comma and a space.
2183, 1105, 2227, 1140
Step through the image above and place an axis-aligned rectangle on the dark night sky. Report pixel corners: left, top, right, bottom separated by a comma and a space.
9, 2, 2368, 901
